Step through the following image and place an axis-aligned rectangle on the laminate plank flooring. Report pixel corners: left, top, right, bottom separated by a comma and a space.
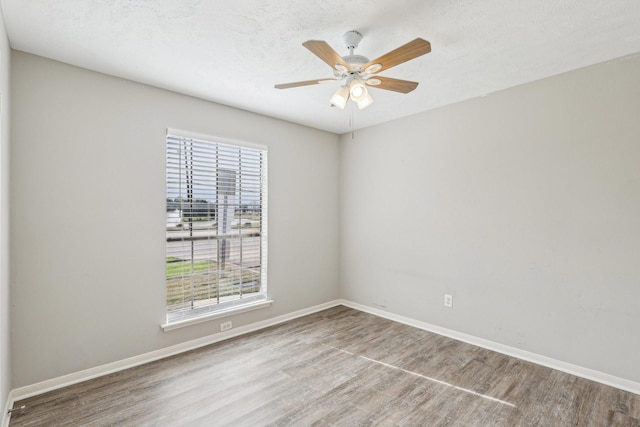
9, 306, 640, 426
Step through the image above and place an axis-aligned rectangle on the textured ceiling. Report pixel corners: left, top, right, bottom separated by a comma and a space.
2, 0, 640, 134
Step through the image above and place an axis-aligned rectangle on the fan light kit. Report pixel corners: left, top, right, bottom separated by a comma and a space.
275, 30, 431, 110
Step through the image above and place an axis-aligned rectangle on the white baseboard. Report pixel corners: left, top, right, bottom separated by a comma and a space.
4, 298, 639, 426
1, 390, 14, 427
338, 299, 640, 396
2, 299, 343, 427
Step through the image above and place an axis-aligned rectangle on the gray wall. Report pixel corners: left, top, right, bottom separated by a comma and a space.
340, 54, 640, 382
10, 51, 340, 387
0, 7, 10, 408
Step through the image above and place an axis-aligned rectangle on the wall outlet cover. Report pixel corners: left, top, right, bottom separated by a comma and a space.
444, 294, 453, 308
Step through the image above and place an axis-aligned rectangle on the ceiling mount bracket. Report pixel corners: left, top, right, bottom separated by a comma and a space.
343, 30, 363, 54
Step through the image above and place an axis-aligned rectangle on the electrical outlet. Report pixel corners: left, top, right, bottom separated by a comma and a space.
444, 294, 453, 308
220, 321, 233, 332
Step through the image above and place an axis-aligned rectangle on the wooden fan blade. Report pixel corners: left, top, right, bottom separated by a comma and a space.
366, 76, 419, 94
275, 79, 336, 89
302, 40, 351, 71
363, 38, 431, 74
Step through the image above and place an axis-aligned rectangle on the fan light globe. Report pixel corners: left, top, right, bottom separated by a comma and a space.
357, 93, 374, 110
330, 85, 349, 109
349, 80, 368, 102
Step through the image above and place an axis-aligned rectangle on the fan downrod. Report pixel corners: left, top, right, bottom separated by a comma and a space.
340, 31, 369, 71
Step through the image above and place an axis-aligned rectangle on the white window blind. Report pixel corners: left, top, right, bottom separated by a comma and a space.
166, 133, 267, 323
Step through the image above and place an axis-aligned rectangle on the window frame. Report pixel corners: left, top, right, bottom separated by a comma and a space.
163, 129, 270, 330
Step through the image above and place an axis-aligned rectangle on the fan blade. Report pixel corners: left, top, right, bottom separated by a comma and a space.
302, 40, 351, 71
275, 79, 336, 89
363, 38, 431, 74
366, 76, 419, 94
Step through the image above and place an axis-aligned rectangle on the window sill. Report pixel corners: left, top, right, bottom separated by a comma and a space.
161, 299, 274, 332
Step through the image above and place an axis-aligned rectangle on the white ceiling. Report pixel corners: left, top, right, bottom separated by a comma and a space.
2, 0, 640, 134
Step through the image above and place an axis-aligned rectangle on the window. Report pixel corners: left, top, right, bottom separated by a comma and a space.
165, 131, 267, 325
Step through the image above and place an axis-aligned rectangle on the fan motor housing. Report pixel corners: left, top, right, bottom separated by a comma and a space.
343, 54, 369, 70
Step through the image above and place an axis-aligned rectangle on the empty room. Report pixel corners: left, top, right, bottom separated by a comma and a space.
0, 0, 639, 425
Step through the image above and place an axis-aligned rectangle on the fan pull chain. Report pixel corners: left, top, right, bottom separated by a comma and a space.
350, 107, 355, 139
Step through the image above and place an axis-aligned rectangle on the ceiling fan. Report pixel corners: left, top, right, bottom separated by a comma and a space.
275, 30, 431, 110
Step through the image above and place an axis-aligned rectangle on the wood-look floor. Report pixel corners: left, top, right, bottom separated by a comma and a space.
9, 306, 640, 426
